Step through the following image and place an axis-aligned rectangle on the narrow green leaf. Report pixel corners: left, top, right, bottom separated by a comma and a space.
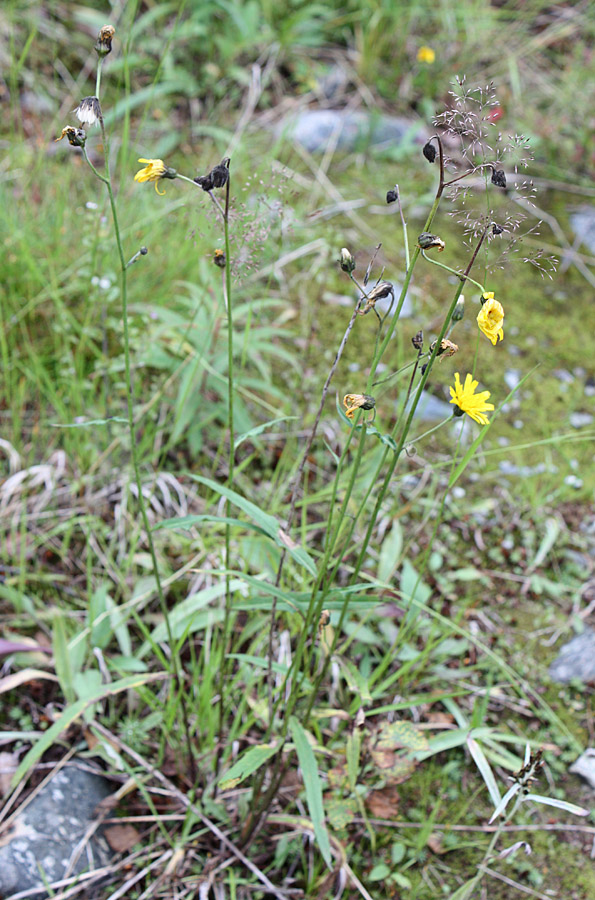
522, 794, 589, 816
289, 717, 333, 868
236, 416, 297, 448
466, 736, 501, 807
154, 514, 269, 538
52, 612, 75, 705
219, 743, 279, 790
12, 673, 168, 788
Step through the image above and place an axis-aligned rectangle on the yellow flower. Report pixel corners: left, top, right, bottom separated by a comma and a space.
134, 158, 168, 194
417, 46, 436, 64
449, 373, 494, 426
477, 293, 504, 345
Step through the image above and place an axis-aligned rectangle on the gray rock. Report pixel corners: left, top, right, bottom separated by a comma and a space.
548, 628, 595, 683
0, 765, 113, 897
570, 748, 595, 790
278, 109, 427, 153
569, 206, 595, 255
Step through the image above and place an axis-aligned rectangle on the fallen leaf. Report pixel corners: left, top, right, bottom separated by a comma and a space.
427, 833, 447, 854
104, 824, 140, 852
366, 785, 400, 819
0, 668, 59, 695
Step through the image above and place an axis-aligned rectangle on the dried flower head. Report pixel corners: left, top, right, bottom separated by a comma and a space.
319, 610, 331, 629
134, 158, 177, 195
95, 24, 115, 57
449, 372, 494, 425
195, 158, 230, 192
74, 96, 101, 127
55, 126, 87, 147
412, 330, 424, 351
386, 187, 399, 204
491, 168, 507, 188
213, 249, 226, 268
431, 338, 459, 358
340, 248, 356, 273
343, 394, 376, 420
477, 293, 504, 345
358, 281, 394, 316
418, 232, 445, 252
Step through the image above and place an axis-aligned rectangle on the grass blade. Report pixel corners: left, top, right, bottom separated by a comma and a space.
289, 717, 332, 868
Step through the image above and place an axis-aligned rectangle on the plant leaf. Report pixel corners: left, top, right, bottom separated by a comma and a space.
289, 717, 332, 868
219, 743, 280, 790
522, 794, 589, 816
467, 736, 501, 807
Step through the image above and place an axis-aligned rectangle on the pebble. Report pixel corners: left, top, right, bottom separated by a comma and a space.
548, 628, 595, 683
0, 765, 114, 897
277, 109, 427, 153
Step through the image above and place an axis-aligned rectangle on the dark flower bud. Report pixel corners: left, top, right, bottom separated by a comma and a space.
491, 169, 507, 188
95, 24, 115, 57
452, 297, 465, 321
418, 232, 445, 252
452, 404, 465, 417
421, 363, 428, 376
412, 330, 424, 351
194, 174, 214, 191
492, 223, 504, 235
213, 249, 226, 268
422, 141, 437, 163
140, 246, 148, 255
210, 158, 230, 188
386, 188, 398, 204
54, 126, 87, 147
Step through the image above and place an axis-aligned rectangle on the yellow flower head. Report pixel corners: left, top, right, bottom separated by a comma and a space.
134, 158, 168, 194
449, 373, 494, 426
417, 46, 436, 64
477, 293, 504, 345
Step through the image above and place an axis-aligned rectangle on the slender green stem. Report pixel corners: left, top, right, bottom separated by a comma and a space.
421, 249, 485, 291
95, 58, 103, 101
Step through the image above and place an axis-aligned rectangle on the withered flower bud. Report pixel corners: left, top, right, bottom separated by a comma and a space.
213, 249, 226, 268
194, 174, 213, 191
412, 330, 424, 351
492, 223, 504, 235
359, 280, 394, 315
95, 24, 115, 57
343, 393, 376, 420
340, 248, 356, 273
418, 232, 445, 252
491, 169, 507, 188
55, 126, 87, 147
140, 246, 148, 255
452, 296, 465, 321
386, 187, 398, 204
421, 363, 428, 376
319, 610, 331, 629
422, 141, 437, 163
430, 338, 459, 358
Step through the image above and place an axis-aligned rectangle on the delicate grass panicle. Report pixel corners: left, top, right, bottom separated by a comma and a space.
17, 16, 588, 900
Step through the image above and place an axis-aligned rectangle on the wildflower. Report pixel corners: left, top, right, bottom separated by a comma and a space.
74, 96, 101, 127
343, 394, 376, 420
134, 158, 177, 195
449, 373, 494, 426
55, 126, 87, 147
417, 46, 436, 64
95, 24, 115, 57
477, 293, 504, 345
340, 248, 356, 273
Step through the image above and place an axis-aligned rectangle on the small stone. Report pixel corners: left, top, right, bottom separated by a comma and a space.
277, 109, 428, 153
548, 628, 595, 684
0, 765, 114, 897
569, 412, 594, 428
569, 748, 595, 790
569, 206, 595, 255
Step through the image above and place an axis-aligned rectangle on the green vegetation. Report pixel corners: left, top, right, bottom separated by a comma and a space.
1, 1, 595, 898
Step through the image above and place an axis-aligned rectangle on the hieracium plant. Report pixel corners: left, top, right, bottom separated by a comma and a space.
47, 22, 584, 894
